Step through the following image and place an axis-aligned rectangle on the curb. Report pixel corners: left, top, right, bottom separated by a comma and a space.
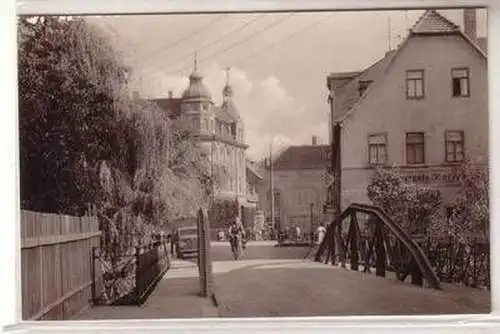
211, 292, 219, 307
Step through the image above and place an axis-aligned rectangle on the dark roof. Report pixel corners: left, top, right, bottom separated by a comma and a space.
213, 106, 236, 123
332, 50, 396, 121
410, 10, 460, 35
221, 99, 240, 121
150, 98, 182, 118
272, 145, 330, 170
477, 37, 487, 54
327, 71, 360, 80
246, 162, 263, 180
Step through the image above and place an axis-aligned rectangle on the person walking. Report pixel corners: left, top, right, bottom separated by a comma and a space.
316, 223, 327, 245
295, 225, 302, 241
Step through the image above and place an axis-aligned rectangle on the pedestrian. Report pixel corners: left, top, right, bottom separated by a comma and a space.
170, 229, 178, 257
235, 216, 247, 249
316, 223, 327, 245
296, 225, 301, 241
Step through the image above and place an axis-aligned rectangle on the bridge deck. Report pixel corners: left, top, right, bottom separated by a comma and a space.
214, 259, 490, 317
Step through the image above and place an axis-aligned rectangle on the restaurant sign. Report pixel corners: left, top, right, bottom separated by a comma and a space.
398, 168, 461, 187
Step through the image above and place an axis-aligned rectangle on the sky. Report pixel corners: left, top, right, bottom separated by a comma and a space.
87, 8, 487, 160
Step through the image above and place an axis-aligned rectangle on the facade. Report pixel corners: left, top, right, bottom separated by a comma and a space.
327, 9, 488, 212
151, 64, 260, 229
258, 137, 330, 236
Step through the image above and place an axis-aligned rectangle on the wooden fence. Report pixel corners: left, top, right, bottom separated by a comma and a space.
20, 210, 101, 320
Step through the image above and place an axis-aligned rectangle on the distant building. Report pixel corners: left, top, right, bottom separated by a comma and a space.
258, 137, 330, 235
327, 9, 488, 214
150, 63, 260, 230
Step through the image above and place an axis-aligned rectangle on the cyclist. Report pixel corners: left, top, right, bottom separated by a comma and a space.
228, 217, 245, 258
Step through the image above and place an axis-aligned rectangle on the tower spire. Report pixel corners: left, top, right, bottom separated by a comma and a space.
194, 52, 198, 72
225, 67, 231, 85
387, 15, 392, 51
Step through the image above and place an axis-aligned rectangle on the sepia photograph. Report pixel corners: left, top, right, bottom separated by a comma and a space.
16, 6, 490, 322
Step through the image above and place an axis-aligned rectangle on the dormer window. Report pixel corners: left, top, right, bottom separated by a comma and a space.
358, 80, 373, 96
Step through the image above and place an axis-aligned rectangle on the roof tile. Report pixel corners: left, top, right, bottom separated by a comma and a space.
410, 10, 460, 35
272, 145, 330, 170
332, 50, 396, 121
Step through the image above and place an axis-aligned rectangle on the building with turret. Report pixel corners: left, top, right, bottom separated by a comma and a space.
150, 62, 262, 233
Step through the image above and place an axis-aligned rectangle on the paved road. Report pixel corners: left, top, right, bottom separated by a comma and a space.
211, 241, 311, 261
213, 259, 491, 317
180, 240, 311, 263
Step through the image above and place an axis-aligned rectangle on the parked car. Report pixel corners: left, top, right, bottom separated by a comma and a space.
174, 225, 198, 259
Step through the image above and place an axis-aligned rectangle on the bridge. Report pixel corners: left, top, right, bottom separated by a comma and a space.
75, 205, 490, 319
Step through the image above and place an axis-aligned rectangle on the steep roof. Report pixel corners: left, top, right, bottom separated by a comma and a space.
221, 99, 240, 121
410, 10, 460, 35
212, 106, 235, 123
477, 37, 487, 54
246, 162, 263, 180
150, 98, 182, 118
332, 50, 396, 121
272, 145, 330, 170
328, 71, 360, 80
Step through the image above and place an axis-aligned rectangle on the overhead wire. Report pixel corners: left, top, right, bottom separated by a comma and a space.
140, 14, 228, 63
158, 13, 295, 77
139, 14, 267, 76
231, 13, 334, 67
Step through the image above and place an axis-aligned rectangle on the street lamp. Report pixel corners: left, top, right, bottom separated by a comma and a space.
309, 203, 314, 246
269, 141, 277, 241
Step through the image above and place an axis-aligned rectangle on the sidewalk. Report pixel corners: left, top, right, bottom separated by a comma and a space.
75, 259, 218, 320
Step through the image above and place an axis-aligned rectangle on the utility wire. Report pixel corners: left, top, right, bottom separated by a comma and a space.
139, 14, 267, 76
140, 14, 227, 63
160, 13, 295, 77
232, 13, 334, 67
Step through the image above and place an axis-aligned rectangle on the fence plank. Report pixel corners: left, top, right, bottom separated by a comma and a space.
21, 210, 102, 320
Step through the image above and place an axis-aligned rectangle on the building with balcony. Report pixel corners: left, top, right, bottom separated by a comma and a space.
150, 64, 260, 230
327, 9, 487, 213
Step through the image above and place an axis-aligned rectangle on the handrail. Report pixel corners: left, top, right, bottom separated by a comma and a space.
315, 203, 442, 290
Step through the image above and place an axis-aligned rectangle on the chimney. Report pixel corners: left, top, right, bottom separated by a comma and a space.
168, 90, 173, 99
464, 8, 477, 42
312, 136, 318, 145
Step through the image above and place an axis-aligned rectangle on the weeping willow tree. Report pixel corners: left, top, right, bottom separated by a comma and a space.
18, 16, 130, 215
18, 16, 219, 259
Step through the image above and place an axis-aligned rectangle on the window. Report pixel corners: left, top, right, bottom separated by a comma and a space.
406, 132, 425, 164
452, 68, 470, 97
358, 80, 373, 96
368, 133, 387, 165
445, 130, 464, 163
406, 70, 425, 99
